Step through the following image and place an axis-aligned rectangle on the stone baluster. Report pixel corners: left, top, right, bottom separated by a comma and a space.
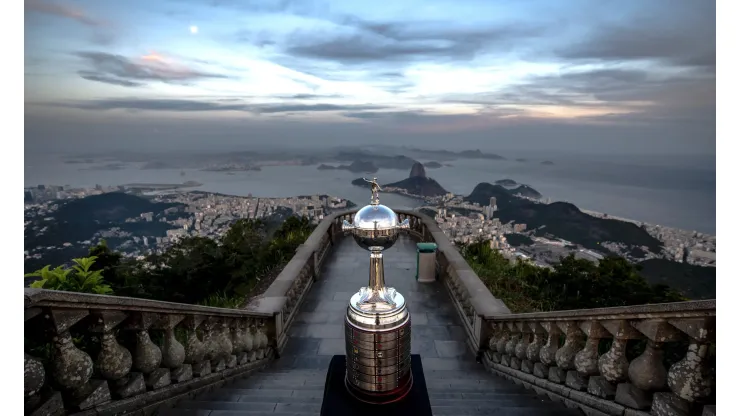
221, 318, 237, 368
522, 322, 546, 374
495, 323, 510, 367
588, 319, 641, 399
651, 317, 715, 416
231, 318, 248, 365
157, 314, 192, 383
551, 321, 584, 384
182, 315, 210, 377
255, 320, 269, 360
45, 308, 111, 410
203, 317, 226, 372
487, 323, 504, 364
25, 307, 65, 416
568, 321, 609, 391
126, 312, 170, 390
245, 318, 258, 363
614, 319, 682, 410
513, 322, 530, 370
535, 322, 561, 379
89, 310, 145, 399
502, 322, 520, 368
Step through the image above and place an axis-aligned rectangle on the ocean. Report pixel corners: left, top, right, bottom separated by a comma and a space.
24, 153, 716, 234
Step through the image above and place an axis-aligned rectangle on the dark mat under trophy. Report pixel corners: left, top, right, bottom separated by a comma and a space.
319, 354, 432, 416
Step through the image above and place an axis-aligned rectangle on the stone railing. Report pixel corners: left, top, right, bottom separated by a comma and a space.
24, 289, 276, 415
246, 209, 348, 352
396, 210, 511, 355
482, 301, 716, 416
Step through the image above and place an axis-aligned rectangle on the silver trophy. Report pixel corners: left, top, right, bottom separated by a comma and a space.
342, 177, 413, 403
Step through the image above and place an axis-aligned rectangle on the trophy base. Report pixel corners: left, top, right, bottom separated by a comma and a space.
344, 372, 413, 405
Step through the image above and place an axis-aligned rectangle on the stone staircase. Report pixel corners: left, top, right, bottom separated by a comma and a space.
162, 235, 584, 415
167, 366, 583, 416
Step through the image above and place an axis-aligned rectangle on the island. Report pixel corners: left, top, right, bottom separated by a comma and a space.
515, 158, 527, 162
541, 160, 555, 165
424, 161, 443, 169
317, 160, 379, 173
202, 164, 261, 172
383, 162, 448, 197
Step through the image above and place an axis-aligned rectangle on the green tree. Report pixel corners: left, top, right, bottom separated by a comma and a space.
25, 256, 113, 295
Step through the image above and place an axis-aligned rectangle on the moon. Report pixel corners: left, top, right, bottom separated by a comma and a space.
189, 25, 198, 34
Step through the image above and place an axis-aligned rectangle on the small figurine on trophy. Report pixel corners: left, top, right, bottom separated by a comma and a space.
363, 177, 382, 205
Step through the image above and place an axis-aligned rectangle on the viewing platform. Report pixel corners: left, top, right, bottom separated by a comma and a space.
24, 210, 716, 416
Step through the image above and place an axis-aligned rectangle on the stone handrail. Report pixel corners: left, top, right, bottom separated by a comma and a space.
395, 209, 511, 355
24, 289, 277, 415
482, 300, 716, 416
245, 209, 352, 351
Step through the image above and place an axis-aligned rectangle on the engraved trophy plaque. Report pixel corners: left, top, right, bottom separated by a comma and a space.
342, 177, 413, 404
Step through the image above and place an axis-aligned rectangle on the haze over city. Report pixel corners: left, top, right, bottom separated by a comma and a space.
25, 0, 715, 157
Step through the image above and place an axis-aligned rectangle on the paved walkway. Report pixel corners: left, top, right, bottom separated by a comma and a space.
273, 235, 478, 372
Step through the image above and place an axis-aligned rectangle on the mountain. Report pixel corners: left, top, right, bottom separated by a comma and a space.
495, 179, 518, 187
510, 185, 542, 199
24, 193, 184, 273
410, 162, 427, 178
465, 183, 662, 253
384, 163, 448, 197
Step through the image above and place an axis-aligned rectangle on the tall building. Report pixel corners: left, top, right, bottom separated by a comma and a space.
489, 197, 496, 208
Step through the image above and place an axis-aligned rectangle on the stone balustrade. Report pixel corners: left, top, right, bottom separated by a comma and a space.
482, 301, 716, 416
24, 289, 276, 415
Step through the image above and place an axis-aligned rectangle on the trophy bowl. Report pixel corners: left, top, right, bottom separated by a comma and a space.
343, 204, 409, 251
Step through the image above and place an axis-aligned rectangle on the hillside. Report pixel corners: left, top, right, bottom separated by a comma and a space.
465, 183, 662, 253
637, 259, 716, 299
510, 185, 542, 199
24, 193, 184, 257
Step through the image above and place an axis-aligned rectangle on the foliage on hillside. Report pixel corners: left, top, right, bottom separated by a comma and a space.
460, 239, 686, 313
25, 216, 316, 307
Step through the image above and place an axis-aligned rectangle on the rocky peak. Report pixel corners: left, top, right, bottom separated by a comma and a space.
409, 162, 427, 178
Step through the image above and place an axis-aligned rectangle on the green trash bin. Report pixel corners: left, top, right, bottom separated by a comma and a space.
416, 243, 438, 282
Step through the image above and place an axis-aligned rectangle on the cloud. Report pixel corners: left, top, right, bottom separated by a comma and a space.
25, 0, 105, 26
283, 21, 543, 65
74, 52, 230, 87
77, 71, 144, 87
552, 4, 715, 73
41, 98, 387, 114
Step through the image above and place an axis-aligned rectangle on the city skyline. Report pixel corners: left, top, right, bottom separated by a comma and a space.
25, 0, 715, 155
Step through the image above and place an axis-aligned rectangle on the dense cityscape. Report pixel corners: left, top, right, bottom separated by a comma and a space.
24, 183, 716, 270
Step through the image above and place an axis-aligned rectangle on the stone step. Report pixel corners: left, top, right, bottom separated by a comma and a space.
430, 398, 554, 408
163, 411, 318, 416
430, 406, 583, 416
175, 400, 323, 413
197, 388, 326, 399
230, 379, 326, 389
198, 392, 323, 404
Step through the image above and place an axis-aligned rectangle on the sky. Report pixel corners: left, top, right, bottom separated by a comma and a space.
24, 0, 716, 156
